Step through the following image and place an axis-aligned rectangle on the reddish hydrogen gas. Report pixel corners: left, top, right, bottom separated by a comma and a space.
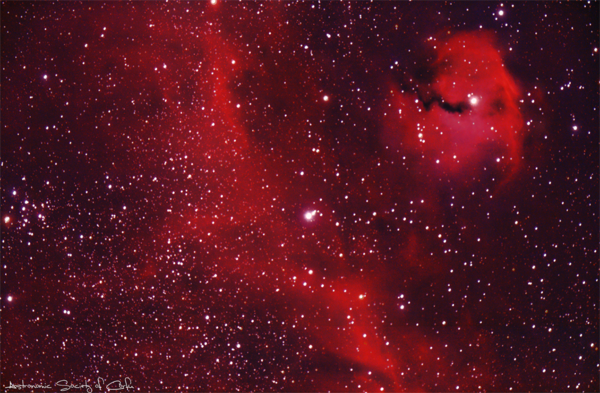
383, 32, 524, 178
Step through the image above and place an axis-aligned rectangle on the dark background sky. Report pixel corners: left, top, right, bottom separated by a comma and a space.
2, 1, 598, 391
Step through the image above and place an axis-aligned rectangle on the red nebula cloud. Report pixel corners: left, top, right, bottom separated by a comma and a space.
383, 31, 524, 179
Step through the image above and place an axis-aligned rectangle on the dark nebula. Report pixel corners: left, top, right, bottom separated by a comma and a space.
1, 2, 598, 392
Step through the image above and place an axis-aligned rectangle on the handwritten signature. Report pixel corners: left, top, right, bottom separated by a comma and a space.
5, 381, 52, 390
6, 378, 133, 392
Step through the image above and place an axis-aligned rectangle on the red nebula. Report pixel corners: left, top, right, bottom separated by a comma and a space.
383, 31, 524, 179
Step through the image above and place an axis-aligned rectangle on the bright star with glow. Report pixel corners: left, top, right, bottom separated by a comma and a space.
304, 210, 317, 221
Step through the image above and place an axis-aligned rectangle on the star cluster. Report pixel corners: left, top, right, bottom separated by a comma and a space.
1, 1, 598, 392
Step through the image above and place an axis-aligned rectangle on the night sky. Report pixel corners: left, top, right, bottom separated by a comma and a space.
1, 1, 599, 392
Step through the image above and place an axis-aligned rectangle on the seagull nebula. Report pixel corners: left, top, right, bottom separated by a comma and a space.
2, 1, 598, 392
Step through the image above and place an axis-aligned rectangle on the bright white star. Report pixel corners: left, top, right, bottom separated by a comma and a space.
304, 210, 317, 221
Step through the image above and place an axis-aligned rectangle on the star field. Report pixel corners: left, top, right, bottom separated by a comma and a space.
1, 1, 599, 392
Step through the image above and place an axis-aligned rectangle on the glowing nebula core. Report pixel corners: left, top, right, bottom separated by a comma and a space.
384, 32, 524, 178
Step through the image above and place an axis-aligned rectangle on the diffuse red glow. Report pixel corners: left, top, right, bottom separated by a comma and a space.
384, 32, 524, 178
3, 2, 596, 391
